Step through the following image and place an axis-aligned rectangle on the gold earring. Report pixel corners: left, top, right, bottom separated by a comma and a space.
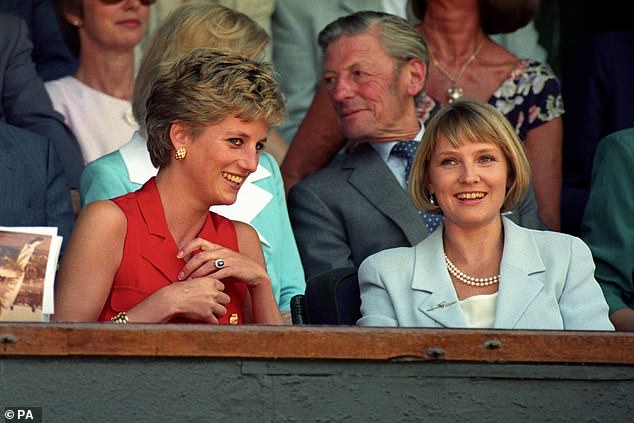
175, 146, 187, 160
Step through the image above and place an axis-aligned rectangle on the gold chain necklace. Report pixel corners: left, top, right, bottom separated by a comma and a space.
444, 254, 500, 287
428, 40, 485, 104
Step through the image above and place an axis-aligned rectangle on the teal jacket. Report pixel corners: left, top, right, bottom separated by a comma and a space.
582, 128, 634, 315
80, 132, 305, 311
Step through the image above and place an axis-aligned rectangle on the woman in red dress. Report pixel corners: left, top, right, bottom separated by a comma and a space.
53, 49, 285, 324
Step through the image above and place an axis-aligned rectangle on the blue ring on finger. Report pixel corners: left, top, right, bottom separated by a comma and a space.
214, 258, 225, 269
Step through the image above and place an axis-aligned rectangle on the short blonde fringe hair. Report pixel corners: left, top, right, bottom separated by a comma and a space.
145, 48, 285, 168
133, 2, 269, 133
409, 100, 531, 213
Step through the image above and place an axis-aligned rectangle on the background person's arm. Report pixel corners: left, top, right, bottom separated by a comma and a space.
281, 84, 345, 193
524, 118, 562, 231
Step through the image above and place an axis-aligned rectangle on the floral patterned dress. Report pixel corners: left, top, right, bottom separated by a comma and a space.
416, 60, 565, 141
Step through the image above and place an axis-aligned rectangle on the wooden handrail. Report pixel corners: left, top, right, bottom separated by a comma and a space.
1, 323, 632, 364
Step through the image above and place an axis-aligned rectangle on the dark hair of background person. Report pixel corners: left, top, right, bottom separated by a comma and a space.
412, 0, 538, 34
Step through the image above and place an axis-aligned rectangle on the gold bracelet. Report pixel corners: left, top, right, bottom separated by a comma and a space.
111, 311, 129, 324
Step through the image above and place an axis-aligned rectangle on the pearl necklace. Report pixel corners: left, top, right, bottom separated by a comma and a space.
428, 40, 485, 104
444, 254, 500, 287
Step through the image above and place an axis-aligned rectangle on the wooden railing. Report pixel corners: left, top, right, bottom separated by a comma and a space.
1, 323, 632, 364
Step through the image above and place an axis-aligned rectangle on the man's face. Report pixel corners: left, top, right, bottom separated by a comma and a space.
322, 31, 415, 142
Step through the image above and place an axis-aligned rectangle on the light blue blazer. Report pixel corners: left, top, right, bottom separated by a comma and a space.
358, 217, 614, 330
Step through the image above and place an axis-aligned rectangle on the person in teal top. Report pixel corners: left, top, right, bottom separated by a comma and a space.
582, 128, 634, 331
79, 3, 305, 320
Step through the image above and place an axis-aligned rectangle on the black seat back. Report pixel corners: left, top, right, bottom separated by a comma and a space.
291, 268, 361, 325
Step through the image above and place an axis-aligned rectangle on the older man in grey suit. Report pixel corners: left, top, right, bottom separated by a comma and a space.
288, 11, 544, 280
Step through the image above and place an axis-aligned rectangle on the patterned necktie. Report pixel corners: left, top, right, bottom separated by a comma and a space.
390, 141, 443, 233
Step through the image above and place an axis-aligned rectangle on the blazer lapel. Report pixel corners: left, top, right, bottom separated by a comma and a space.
121, 131, 157, 185
136, 180, 184, 282
494, 218, 546, 328
347, 144, 429, 246
413, 228, 468, 327
212, 164, 272, 247
211, 163, 272, 225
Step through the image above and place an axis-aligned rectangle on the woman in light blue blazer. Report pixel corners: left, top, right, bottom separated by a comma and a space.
358, 100, 613, 330
79, 4, 305, 319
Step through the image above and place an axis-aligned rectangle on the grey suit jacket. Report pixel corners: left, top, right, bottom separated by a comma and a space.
0, 122, 74, 249
357, 217, 614, 330
0, 13, 83, 188
288, 143, 545, 280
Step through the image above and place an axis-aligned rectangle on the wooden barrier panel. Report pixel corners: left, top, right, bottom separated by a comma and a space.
1, 323, 632, 363
2, 324, 633, 422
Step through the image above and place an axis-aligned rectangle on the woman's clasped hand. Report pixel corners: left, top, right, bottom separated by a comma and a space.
176, 238, 270, 287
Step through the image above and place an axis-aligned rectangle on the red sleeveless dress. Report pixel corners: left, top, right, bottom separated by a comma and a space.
98, 178, 246, 324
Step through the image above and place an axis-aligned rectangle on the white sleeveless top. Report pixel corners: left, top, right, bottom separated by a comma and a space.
45, 76, 137, 164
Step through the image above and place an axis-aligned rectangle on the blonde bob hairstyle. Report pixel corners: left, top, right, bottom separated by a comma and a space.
145, 48, 285, 168
133, 3, 269, 133
409, 100, 531, 213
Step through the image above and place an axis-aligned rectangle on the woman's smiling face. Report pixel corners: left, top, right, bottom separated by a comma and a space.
427, 135, 510, 229
173, 116, 268, 207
